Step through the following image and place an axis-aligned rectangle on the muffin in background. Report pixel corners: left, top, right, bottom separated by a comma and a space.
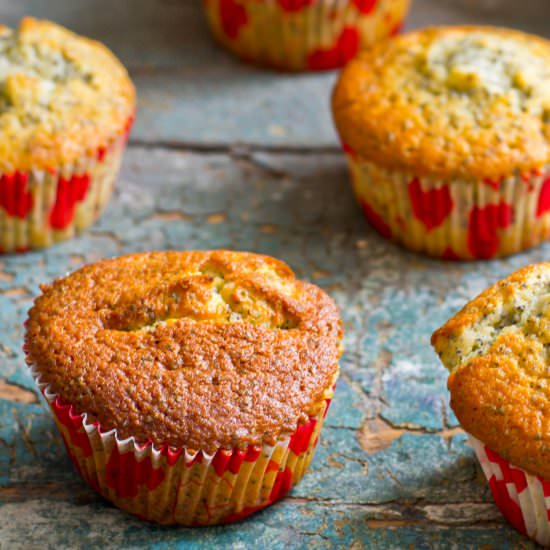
0, 17, 135, 253
332, 26, 550, 260
202, 0, 410, 71
432, 263, 550, 546
24, 250, 342, 525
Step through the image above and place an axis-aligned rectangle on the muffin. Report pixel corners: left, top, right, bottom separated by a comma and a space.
0, 17, 135, 253
332, 26, 550, 260
432, 263, 550, 545
202, 0, 410, 71
24, 250, 342, 525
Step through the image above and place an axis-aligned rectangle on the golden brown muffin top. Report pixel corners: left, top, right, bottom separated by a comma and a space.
0, 17, 135, 172
332, 26, 550, 180
432, 263, 550, 478
25, 250, 342, 452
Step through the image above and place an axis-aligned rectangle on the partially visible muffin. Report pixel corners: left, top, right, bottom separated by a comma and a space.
333, 26, 550, 259
432, 263, 550, 545
202, 0, 410, 71
25, 250, 342, 525
0, 17, 135, 252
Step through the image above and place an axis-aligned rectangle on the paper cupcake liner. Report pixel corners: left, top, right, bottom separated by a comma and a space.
202, 0, 410, 71
344, 150, 550, 260
469, 435, 550, 547
30, 364, 335, 525
0, 119, 132, 254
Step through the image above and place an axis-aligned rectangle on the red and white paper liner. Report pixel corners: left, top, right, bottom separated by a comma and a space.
343, 148, 550, 260
202, 0, 410, 71
469, 435, 550, 546
0, 118, 132, 254
30, 364, 336, 525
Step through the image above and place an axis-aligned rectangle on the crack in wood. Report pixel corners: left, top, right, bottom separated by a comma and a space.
0, 485, 501, 528
363, 518, 504, 529
147, 210, 193, 222
338, 370, 389, 424
68, 255, 86, 265
12, 408, 39, 458
259, 224, 278, 234
358, 415, 464, 454
0, 483, 95, 502
0, 343, 17, 359
289, 498, 504, 527
87, 230, 125, 247
0, 380, 38, 404
0, 286, 30, 297
0, 270, 14, 282
206, 213, 226, 224
127, 139, 342, 155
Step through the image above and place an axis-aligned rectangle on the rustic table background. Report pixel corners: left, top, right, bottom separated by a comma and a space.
1, 1, 549, 548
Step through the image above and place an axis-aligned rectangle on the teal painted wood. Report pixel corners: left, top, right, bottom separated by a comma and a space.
0, 1, 548, 148
0, 147, 545, 549
0, 1, 549, 548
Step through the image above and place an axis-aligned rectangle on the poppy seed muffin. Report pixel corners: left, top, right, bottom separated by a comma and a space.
332, 26, 550, 260
0, 17, 135, 252
25, 250, 342, 525
432, 263, 550, 545
202, 0, 410, 71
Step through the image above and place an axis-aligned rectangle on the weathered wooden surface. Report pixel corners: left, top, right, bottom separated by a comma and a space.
0, 0, 548, 148
1, 1, 550, 548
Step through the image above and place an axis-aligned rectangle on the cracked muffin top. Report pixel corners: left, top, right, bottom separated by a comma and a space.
25, 250, 342, 452
332, 26, 550, 180
432, 263, 550, 478
0, 17, 135, 172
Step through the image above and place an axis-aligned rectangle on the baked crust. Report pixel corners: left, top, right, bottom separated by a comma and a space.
432, 263, 550, 478
25, 250, 342, 452
332, 26, 550, 180
0, 17, 135, 172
